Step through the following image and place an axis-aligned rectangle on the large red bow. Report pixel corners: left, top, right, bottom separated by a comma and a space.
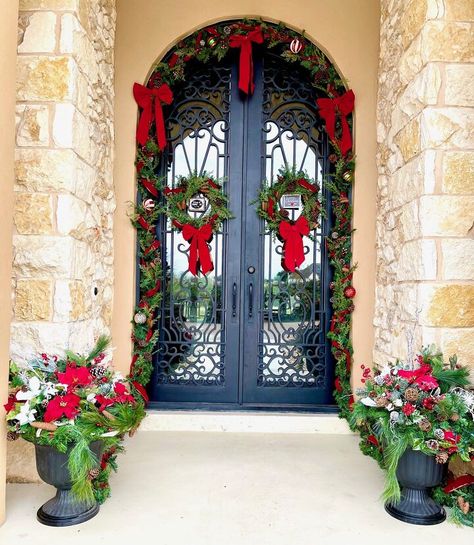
316, 90, 355, 156
229, 28, 264, 95
133, 82, 174, 150
181, 223, 214, 276
279, 216, 310, 272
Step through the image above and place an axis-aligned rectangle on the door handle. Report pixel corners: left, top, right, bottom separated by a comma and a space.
248, 282, 253, 318
232, 282, 237, 318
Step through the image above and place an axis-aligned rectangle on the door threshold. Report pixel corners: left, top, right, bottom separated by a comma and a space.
140, 409, 352, 435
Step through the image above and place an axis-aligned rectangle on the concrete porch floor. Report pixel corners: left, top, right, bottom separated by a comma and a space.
1, 430, 472, 544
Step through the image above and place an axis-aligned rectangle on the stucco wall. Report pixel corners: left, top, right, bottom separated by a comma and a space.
112, 0, 380, 389
0, 0, 19, 525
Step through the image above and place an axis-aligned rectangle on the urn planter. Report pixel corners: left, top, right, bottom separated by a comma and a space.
35, 440, 103, 527
385, 449, 446, 525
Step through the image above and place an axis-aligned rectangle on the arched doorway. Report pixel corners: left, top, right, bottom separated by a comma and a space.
148, 36, 338, 410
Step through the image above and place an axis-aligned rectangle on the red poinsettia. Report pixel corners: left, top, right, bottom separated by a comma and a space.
114, 382, 135, 404
402, 403, 416, 416
3, 394, 18, 413
414, 374, 439, 391
57, 366, 93, 390
443, 430, 461, 453
422, 397, 437, 410
44, 393, 81, 422
367, 434, 379, 447
95, 395, 116, 412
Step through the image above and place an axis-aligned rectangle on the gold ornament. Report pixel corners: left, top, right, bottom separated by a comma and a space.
290, 38, 303, 54
142, 198, 155, 211
342, 171, 353, 182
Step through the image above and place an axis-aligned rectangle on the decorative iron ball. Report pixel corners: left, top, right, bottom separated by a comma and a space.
289, 38, 303, 54
342, 170, 353, 182
199, 39, 206, 47
328, 154, 338, 163
134, 312, 147, 325
331, 231, 339, 239
142, 198, 155, 211
344, 286, 356, 299
223, 26, 232, 35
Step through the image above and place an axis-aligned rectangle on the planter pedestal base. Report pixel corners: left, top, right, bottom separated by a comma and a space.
37, 489, 99, 527
385, 488, 446, 526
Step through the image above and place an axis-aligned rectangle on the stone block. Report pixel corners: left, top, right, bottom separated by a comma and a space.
441, 239, 474, 280
16, 105, 49, 146
445, 64, 474, 107
396, 63, 441, 122
52, 103, 74, 148
10, 322, 72, 363
400, 200, 420, 241
419, 195, 474, 236
14, 193, 53, 235
440, 328, 474, 370
53, 279, 89, 321
6, 440, 40, 483
442, 151, 474, 194
60, 13, 98, 84
394, 116, 421, 162
421, 21, 474, 63
420, 284, 474, 327
17, 56, 73, 101
388, 151, 436, 207
69, 280, 88, 320
56, 193, 87, 236
398, 240, 437, 281
15, 148, 76, 193
14, 279, 52, 321
400, 0, 427, 48
421, 107, 474, 150
444, 0, 474, 21
17, 11, 56, 53
399, 34, 423, 86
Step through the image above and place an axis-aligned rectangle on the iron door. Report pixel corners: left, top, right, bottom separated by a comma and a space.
150, 51, 334, 409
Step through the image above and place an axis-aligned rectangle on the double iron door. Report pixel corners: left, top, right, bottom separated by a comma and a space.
149, 50, 334, 409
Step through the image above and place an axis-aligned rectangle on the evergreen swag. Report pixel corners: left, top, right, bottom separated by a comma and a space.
4, 337, 145, 504
130, 19, 357, 419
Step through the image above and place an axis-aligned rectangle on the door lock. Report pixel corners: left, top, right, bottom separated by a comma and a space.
247, 266, 255, 274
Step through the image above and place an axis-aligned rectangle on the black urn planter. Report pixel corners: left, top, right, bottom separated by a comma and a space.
35, 440, 103, 527
385, 449, 446, 525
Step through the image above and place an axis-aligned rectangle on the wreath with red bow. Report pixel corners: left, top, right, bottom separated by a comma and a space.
161, 173, 232, 276
256, 169, 321, 273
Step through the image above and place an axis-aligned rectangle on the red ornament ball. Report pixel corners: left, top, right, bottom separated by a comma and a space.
344, 286, 356, 299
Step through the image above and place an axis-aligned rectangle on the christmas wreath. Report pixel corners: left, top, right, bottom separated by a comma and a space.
256, 168, 321, 272
129, 19, 356, 423
161, 173, 232, 276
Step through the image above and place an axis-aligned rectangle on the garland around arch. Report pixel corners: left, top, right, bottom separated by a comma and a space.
128, 19, 356, 419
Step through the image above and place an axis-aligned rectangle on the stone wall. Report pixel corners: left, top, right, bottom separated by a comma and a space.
12, 0, 116, 363
374, 0, 474, 367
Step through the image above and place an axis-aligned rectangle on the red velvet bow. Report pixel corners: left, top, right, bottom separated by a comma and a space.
229, 28, 264, 94
133, 82, 174, 150
279, 216, 310, 272
181, 223, 214, 276
316, 89, 355, 156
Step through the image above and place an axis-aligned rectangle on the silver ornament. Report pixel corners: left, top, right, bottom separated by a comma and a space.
134, 312, 147, 325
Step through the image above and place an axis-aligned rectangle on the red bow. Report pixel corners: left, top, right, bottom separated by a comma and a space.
133, 82, 174, 150
181, 223, 214, 276
316, 90, 354, 156
229, 28, 264, 94
279, 216, 310, 272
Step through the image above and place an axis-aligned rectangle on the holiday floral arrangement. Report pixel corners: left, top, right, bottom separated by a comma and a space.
351, 348, 474, 513
4, 337, 145, 504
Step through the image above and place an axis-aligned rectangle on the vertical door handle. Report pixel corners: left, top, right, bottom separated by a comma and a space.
248, 282, 253, 318
232, 282, 237, 318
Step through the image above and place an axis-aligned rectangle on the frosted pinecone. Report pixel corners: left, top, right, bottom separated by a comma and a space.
90, 366, 107, 379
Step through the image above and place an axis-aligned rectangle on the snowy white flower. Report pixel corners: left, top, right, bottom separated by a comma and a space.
386, 403, 394, 411
360, 397, 377, 407
16, 376, 42, 401
87, 393, 97, 403
390, 411, 400, 422
16, 401, 37, 425
393, 398, 403, 407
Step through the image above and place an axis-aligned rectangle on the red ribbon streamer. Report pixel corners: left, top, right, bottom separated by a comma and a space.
316, 90, 355, 156
444, 475, 474, 493
181, 223, 214, 276
133, 82, 174, 150
132, 381, 149, 403
145, 329, 153, 343
146, 280, 161, 298
279, 216, 310, 272
140, 179, 158, 197
229, 28, 264, 94
137, 216, 152, 231
144, 240, 160, 255
297, 178, 317, 192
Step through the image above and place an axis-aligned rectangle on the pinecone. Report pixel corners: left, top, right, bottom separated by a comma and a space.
450, 413, 460, 422
418, 418, 432, 432
375, 396, 389, 407
435, 452, 449, 464
90, 366, 107, 379
7, 431, 19, 442
434, 428, 444, 440
404, 387, 419, 402
88, 468, 100, 480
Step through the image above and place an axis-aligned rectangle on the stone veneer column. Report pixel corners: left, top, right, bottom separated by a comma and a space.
12, 0, 116, 361
8, 0, 116, 481
374, 0, 474, 366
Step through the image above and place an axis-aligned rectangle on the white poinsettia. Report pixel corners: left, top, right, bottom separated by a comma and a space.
16, 401, 37, 425
15, 376, 42, 401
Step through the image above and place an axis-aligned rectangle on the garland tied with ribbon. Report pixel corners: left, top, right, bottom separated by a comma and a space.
255, 168, 321, 273
161, 174, 232, 276
129, 19, 356, 417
